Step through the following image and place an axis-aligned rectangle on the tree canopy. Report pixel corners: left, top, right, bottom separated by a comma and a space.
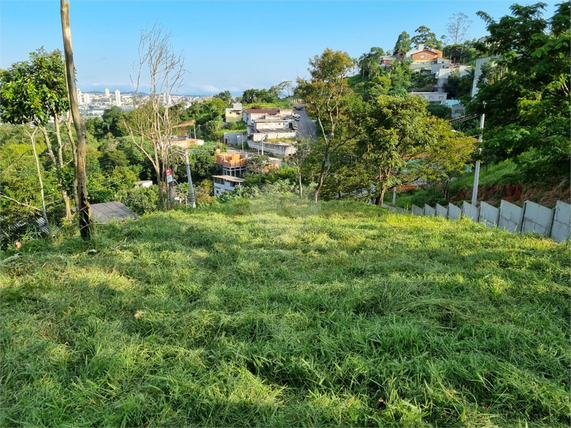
470, 1, 570, 178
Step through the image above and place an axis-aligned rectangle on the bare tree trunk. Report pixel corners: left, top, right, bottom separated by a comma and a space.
60, 0, 93, 240
54, 119, 73, 220
27, 128, 50, 233
39, 124, 72, 220
63, 117, 80, 209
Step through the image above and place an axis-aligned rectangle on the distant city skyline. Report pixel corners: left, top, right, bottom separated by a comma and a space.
1, 1, 558, 96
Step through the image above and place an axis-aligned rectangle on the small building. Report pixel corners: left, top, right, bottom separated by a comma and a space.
410, 91, 448, 105
135, 180, 153, 188
212, 175, 245, 196
225, 103, 243, 123
215, 152, 248, 176
247, 140, 297, 157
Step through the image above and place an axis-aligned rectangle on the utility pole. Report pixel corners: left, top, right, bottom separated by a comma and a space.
471, 105, 485, 206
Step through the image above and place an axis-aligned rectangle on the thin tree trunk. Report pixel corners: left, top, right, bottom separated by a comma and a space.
63, 117, 80, 209
39, 123, 72, 220
54, 120, 73, 220
28, 128, 50, 234
61, 0, 93, 240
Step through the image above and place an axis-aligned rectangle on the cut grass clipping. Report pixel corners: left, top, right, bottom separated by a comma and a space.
1, 196, 569, 427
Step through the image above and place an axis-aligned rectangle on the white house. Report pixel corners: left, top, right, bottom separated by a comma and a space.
212, 175, 245, 196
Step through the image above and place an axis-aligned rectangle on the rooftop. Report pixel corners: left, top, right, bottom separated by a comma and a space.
212, 175, 246, 183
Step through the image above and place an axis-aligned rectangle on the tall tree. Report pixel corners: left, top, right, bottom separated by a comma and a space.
61, 0, 94, 240
296, 49, 356, 202
126, 22, 186, 210
0, 49, 75, 221
411, 25, 442, 50
446, 12, 473, 45
358, 95, 473, 206
358, 47, 385, 79
471, 1, 570, 178
393, 31, 412, 55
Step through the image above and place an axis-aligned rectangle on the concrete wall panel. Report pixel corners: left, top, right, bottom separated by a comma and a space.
521, 201, 553, 236
551, 201, 571, 243
498, 200, 523, 232
412, 205, 424, 215
462, 201, 479, 222
436, 204, 447, 217
424, 204, 436, 216
448, 203, 461, 220
479, 201, 499, 228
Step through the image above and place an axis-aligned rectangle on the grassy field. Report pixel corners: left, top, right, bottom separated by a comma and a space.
1, 196, 569, 427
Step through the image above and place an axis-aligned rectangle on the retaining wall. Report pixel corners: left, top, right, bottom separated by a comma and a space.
436, 204, 447, 217
382, 200, 570, 243
479, 202, 499, 228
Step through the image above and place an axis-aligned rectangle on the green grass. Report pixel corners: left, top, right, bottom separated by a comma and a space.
1, 196, 569, 427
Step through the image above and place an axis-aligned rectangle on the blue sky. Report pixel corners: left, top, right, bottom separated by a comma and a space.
0, 0, 559, 95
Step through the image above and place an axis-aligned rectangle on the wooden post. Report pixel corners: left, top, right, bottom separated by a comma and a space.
60, 0, 94, 240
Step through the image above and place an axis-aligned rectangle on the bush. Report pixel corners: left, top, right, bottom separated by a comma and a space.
119, 185, 159, 215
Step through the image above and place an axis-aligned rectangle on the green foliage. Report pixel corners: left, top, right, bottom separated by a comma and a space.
296, 49, 356, 201
0, 125, 60, 238
411, 25, 443, 50
443, 43, 478, 65
241, 87, 279, 104
98, 149, 129, 174
357, 47, 384, 79
118, 185, 159, 215
443, 69, 473, 100
213, 90, 233, 106
470, 1, 570, 179
1, 199, 569, 427
194, 179, 216, 205
358, 94, 474, 202
85, 107, 128, 139
426, 103, 452, 119
0, 48, 68, 126
393, 31, 412, 54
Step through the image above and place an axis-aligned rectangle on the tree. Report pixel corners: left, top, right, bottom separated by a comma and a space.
411, 26, 442, 50
358, 95, 473, 206
446, 12, 472, 45
443, 43, 478, 64
61, 0, 94, 240
426, 103, 452, 119
393, 31, 412, 55
358, 47, 384, 79
0, 48, 75, 222
470, 1, 570, 179
125, 22, 186, 210
296, 49, 356, 202
285, 138, 312, 198
444, 69, 473, 100
214, 90, 232, 106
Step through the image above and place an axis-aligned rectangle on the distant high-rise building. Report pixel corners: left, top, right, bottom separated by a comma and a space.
84, 93, 90, 104
77, 88, 83, 104
115, 89, 121, 107
105, 88, 110, 97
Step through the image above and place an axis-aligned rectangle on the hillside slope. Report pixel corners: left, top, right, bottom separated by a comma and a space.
1, 197, 569, 427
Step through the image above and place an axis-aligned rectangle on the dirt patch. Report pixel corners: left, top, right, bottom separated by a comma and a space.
450, 181, 570, 208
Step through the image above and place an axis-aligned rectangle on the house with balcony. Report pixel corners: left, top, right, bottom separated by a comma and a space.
212, 175, 245, 196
